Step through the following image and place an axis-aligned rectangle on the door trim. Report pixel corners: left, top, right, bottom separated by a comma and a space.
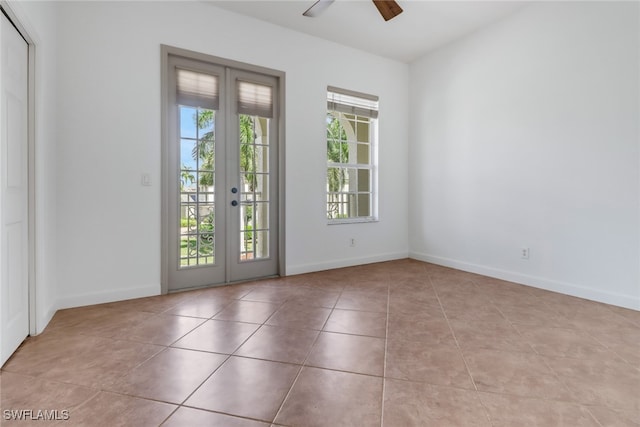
0, 3, 36, 337
160, 45, 286, 294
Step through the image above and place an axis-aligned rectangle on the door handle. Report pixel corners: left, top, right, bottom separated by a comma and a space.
231, 200, 238, 207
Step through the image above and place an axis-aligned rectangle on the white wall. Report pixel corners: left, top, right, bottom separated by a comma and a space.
6, 0, 59, 333
53, 1, 409, 307
409, 2, 640, 309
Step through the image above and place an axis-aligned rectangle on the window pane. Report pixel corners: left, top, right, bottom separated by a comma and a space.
357, 169, 370, 192
180, 107, 197, 139
179, 106, 216, 268
346, 168, 357, 192
327, 140, 340, 162
345, 117, 356, 138
357, 143, 369, 164
357, 120, 370, 143
327, 167, 342, 192
238, 114, 271, 263
358, 194, 370, 217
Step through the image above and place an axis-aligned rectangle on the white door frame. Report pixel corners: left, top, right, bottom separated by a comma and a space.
0, 2, 36, 353
160, 45, 286, 294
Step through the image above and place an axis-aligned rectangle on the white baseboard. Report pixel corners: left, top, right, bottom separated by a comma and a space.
410, 252, 639, 311
55, 284, 161, 311
286, 251, 409, 276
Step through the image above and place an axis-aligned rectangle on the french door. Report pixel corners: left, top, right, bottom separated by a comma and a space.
0, 12, 29, 366
166, 55, 279, 291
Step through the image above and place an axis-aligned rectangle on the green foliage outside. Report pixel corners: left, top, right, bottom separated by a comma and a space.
181, 109, 259, 259
327, 113, 349, 218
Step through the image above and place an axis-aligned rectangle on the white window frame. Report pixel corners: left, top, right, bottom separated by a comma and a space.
326, 86, 379, 225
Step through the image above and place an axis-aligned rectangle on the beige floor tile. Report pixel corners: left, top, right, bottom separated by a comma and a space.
196, 283, 256, 300
284, 287, 341, 308
265, 302, 332, 330
234, 325, 319, 364
387, 316, 455, 346
515, 325, 611, 359
605, 305, 640, 328
213, 300, 281, 324
60, 310, 156, 339
323, 309, 387, 337
297, 274, 348, 292
450, 320, 534, 353
98, 292, 195, 314
114, 313, 206, 345
385, 339, 474, 389
172, 319, 259, 354
104, 347, 227, 404
40, 338, 163, 389
164, 296, 232, 318
344, 279, 390, 294
606, 342, 640, 369
0, 371, 97, 426
383, 378, 491, 427
486, 291, 547, 309
46, 305, 127, 330
388, 292, 441, 313
240, 287, 303, 303
431, 278, 482, 297
185, 356, 299, 421
306, 332, 385, 376
544, 355, 640, 411
496, 304, 572, 328
548, 301, 636, 332
335, 291, 388, 313
478, 392, 599, 427
388, 277, 432, 292
440, 302, 507, 324
163, 407, 270, 427
587, 325, 640, 368
275, 367, 382, 427
61, 391, 176, 426
463, 348, 574, 400
2, 260, 636, 427
2, 332, 108, 377
586, 405, 640, 427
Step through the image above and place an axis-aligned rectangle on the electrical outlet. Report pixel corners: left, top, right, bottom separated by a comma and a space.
350, 238, 356, 247
521, 247, 530, 259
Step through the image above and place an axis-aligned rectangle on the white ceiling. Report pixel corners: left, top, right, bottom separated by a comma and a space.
206, 0, 529, 63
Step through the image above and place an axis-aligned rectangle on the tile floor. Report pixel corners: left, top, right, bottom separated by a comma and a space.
1, 259, 639, 426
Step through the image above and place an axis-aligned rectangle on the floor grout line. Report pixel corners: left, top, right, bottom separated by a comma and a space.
269, 277, 349, 425
3, 260, 638, 426
428, 273, 498, 427
379, 272, 391, 427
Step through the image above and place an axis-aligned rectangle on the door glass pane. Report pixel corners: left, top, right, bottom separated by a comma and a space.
239, 114, 270, 262
179, 106, 216, 267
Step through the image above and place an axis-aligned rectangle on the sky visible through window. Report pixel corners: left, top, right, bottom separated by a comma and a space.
180, 106, 214, 173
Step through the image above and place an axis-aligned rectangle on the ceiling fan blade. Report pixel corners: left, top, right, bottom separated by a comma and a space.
303, 0, 335, 17
372, 0, 403, 21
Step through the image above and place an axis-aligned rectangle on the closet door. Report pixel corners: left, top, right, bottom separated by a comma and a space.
0, 12, 29, 366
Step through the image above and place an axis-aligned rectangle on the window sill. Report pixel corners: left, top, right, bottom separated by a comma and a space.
327, 217, 378, 225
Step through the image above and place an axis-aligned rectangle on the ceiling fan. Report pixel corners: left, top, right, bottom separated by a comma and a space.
303, 0, 403, 22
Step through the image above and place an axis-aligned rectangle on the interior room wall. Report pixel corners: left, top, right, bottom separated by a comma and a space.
52, 1, 409, 308
15, 0, 638, 330
408, 1, 639, 309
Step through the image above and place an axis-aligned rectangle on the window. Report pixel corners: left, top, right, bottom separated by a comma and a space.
326, 86, 378, 222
